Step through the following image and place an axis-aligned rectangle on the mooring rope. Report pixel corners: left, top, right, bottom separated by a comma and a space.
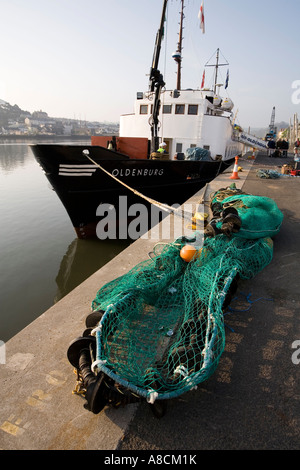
83, 149, 205, 221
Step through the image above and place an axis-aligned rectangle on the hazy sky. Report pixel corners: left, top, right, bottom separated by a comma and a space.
1, 0, 299, 130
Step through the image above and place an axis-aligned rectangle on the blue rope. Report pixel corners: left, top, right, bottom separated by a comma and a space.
227, 292, 273, 312
223, 292, 274, 332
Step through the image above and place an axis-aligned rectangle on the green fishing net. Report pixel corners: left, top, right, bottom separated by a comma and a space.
209, 186, 283, 239
90, 188, 282, 403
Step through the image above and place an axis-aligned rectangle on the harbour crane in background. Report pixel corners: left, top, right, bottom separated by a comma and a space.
265, 106, 277, 141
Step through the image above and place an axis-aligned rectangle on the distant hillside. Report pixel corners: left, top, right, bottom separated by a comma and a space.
0, 99, 31, 126
249, 121, 289, 138
0, 98, 118, 127
0, 98, 119, 137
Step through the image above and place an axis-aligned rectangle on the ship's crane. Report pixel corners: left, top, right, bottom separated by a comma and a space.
265, 106, 277, 141
148, 0, 168, 154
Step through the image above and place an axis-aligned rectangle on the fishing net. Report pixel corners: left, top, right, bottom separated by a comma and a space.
185, 147, 212, 161
207, 184, 283, 239
89, 187, 282, 403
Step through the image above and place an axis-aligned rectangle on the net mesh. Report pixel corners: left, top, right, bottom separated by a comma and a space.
90, 189, 282, 402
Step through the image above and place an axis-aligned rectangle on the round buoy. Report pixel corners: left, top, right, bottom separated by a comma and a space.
180, 244, 197, 262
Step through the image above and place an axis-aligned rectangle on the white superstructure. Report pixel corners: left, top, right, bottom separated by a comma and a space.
120, 88, 242, 160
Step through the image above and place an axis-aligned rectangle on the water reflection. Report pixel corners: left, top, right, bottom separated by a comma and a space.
55, 237, 130, 303
0, 143, 29, 172
0, 138, 91, 172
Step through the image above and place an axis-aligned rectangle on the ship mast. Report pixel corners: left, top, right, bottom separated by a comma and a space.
173, 0, 185, 91
149, 0, 168, 154
205, 48, 229, 94
214, 48, 220, 94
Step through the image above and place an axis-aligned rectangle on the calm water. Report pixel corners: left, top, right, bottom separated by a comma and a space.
0, 140, 130, 342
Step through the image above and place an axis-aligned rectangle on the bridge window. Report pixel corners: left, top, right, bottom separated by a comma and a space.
175, 104, 185, 114
140, 105, 148, 114
163, 104, 172, 114
188, 104, 198, 115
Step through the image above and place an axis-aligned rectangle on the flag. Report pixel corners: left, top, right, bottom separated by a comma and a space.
201, 70, 205, 88
225, 69, 229, 89
198, 2, 205, 34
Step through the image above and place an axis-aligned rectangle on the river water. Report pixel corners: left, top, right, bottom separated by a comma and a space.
0, 140, 130, 342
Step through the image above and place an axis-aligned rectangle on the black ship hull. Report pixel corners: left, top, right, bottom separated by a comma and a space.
32, 144, 234, 239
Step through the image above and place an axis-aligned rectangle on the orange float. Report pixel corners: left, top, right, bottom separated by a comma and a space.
179, 244, 198, 262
